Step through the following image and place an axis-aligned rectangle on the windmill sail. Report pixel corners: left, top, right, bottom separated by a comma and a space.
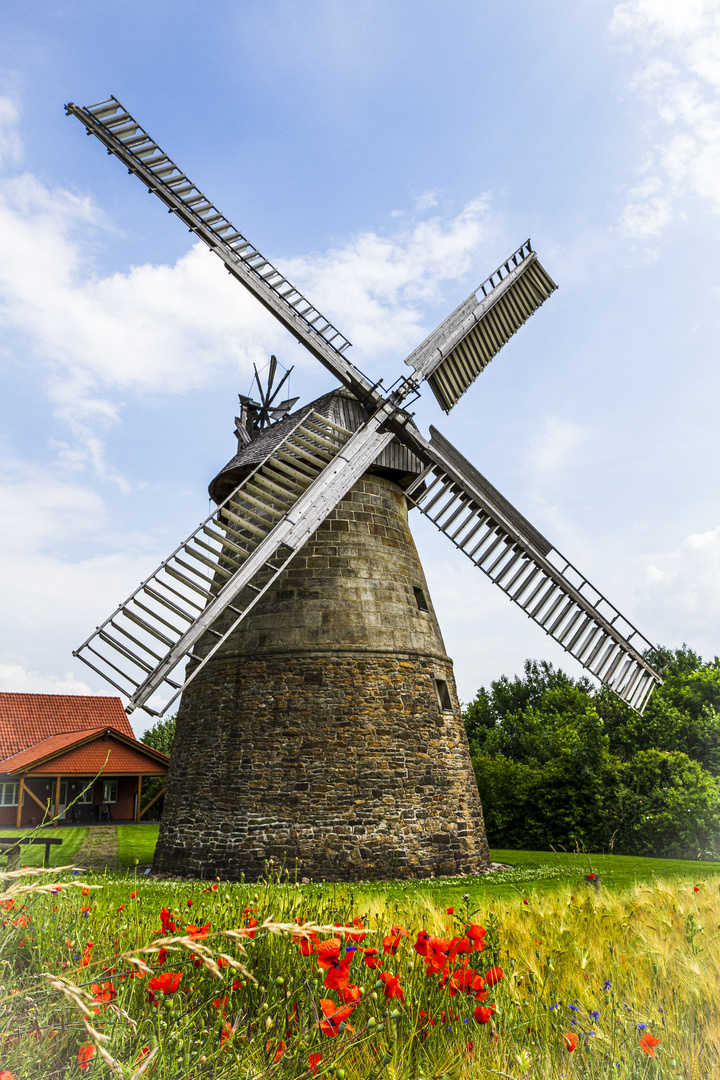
65, 97, 380, 405
403, 242, 557, 412
405, 427, 661, 713
74, 410, 394, 715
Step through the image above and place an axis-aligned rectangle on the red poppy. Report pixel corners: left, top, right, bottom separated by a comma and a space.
344, 918, 367, 943
383, 934, 403, 955
309, 1052, 323, 1074
297, 935, 316, 957
319, 998, 355, 1037
116, 905, 125, 913
466, 924, 486, 951
80, 943, 94, 967
159, 907, 177, 933
187, 899, 193, 907
213, 996, 229, 1014
339, 983, 362, 1005
91, 981, 115, 1005
414, 931, 432, 957
130, 892, 138, 900
640, 1032, 660, 1057
694, 886, 700, 892
474, 1004, 496, 1024
390, 925, 409, 938
379, 971, 405, 1002
485, 966, 504, 987
245, 916, 258, 940
446, 907, 454, 914
563, 1033, 578, 1052
323, 955, 353, 991
358, 946, 382, 969
185, 923, 210, 940
272, 1041, 286, 1063
148, 972, 182, 996
0, 1072, 16, 1080
220, 1022, 234, 1046
449, 968, 484, 996
315, 938, 341, 969
157, 948, 168, 965
77, 1045, 95, 1070
447, 936, 472, 960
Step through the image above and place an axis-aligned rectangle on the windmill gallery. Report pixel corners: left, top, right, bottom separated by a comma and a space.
67, 97, 663, 882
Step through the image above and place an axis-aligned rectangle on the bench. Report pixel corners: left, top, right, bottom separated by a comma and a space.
0, 836, 63, 869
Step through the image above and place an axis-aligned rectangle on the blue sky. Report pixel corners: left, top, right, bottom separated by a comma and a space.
1, 1, 719, 734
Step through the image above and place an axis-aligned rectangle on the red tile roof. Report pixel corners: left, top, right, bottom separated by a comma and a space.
0, 727, 168, 776
0, 725, 169, 777
0, 694, 134, 760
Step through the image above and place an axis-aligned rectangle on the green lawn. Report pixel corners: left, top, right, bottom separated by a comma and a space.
111, 828, 720, 903
117, 823, 160, 867
0, 826, 88, 868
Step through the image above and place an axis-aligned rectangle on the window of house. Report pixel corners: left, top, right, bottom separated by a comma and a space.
413, 587, 429, 612
103, 779, 118, 804
0, 783, 20, 807
435, 679, 453, 712
77, 781, 93, 804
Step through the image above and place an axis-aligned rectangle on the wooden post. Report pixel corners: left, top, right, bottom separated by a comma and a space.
54, 775, 61, 827
135, 775, 142, 822
138, 787, 164, 819
15, 778, 24, 830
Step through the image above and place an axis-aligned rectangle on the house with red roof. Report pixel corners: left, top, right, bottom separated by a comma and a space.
0, 694, 169, 828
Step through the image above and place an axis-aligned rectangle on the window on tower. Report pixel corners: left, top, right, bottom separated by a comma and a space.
435, 679, 453, 712
413, 587, 429, 612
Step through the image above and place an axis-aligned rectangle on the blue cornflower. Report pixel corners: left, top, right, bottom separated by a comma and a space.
590, 1010, 600, 1021
603, 979, 611, 990
345, 946, 356, 953
637, 1023, 648, 1030
549, 1003, 559, 1011
72, 870, 81, 875
568, 1004, 580, 1012
463, 1018, 469, 1023
570, 1018, 577, 1025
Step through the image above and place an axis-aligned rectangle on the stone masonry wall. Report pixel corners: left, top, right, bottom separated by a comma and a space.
153, 475, 490, 881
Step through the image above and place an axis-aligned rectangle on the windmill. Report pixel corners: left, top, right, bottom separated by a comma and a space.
67, 97, 663, 881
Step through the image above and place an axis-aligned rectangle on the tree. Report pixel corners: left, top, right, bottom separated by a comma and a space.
138, 714, 176, 820
464, 649, 720, 858
140, 714, 177, 756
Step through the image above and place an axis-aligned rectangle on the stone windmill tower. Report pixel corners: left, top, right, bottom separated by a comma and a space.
69, 97, 664, 881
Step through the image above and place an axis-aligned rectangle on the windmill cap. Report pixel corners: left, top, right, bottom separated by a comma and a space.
208, 387, 424, 505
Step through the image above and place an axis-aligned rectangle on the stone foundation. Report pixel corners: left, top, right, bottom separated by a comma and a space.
153, 473, 490, 881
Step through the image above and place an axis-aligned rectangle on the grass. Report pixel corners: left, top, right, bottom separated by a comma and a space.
0, 827, 88, 868
2, 864, 718, 1078
117, 823, 160, 867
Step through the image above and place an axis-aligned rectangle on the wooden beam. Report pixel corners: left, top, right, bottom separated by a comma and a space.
15, 778, 24, 830
53, 775, 61, 828
135, 775, 142, 823
23, 783, 51, 820
139, 787, 164, 819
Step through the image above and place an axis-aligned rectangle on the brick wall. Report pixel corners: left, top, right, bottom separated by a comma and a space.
154, 474, 490, 881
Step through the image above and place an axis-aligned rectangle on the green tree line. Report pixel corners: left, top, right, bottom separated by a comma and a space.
464, 646, 720, 860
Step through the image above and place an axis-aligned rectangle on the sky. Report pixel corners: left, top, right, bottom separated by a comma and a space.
1, 0, 720, 736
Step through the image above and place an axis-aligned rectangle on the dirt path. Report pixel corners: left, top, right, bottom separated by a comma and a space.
75, 825, 122, 872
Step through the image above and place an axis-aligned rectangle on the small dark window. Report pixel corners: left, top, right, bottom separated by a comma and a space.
435, 679, 453, 712
413, 587, 429, 612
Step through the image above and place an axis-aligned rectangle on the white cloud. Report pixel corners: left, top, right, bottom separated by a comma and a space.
0, 97, 22, 170
0, 663, 92, 695
612, 0, 720, 237
284, 195, 494, 359
525, 415, 588, 477
638, 523, 720, 650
